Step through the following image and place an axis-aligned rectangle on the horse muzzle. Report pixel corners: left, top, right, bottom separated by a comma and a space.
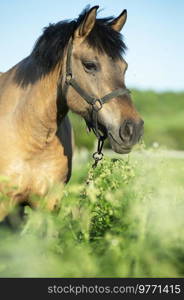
107, 119, 144, 154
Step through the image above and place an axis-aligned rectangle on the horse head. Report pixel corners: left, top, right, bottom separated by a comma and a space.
62, 6, 144, 154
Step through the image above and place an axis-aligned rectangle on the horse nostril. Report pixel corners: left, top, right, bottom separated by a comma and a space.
120, 120, 135, 143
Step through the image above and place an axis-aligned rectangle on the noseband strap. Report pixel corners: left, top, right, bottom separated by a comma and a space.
66, 76, 129, 107
61, 38, 130, 165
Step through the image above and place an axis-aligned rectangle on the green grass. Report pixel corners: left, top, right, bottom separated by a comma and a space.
0, 147, 184, 277
132, 90, 184, 150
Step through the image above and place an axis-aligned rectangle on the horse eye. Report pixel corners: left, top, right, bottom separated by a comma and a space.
83, 61, 98, 72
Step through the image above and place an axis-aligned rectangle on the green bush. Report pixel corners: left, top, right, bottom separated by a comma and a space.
0, 149, 183, 277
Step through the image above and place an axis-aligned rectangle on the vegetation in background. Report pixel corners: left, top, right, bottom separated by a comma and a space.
70, 90, 184, 150
0, 148, 183, 277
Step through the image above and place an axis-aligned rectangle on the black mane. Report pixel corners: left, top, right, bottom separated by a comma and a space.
15, 7, 127, 86
32, 7, 126, 71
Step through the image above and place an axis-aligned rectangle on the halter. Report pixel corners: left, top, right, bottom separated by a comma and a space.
62, 38, 130, 167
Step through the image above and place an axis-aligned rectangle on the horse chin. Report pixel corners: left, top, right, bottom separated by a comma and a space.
107, 133, 132, 154
85, 119, 131, 154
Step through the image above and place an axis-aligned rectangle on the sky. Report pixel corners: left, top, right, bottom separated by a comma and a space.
0, 0, 183, 91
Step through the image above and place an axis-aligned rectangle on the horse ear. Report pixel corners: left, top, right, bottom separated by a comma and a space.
111, 9, 127, 32
74, 6, 99, 39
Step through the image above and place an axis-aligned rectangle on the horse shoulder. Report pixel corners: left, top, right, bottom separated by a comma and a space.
26, 115, 73, 195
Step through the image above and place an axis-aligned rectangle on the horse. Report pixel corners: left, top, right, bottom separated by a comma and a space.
0, 6, 144, 221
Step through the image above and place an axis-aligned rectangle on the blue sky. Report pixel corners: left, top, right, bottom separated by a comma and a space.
0, 0, 183, 91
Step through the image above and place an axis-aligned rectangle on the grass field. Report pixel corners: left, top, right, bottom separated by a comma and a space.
0, 146, 184, 277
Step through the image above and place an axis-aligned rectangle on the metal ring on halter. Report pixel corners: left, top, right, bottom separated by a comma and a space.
65, 73, 73, 84
92, 151, 104, 161
92, 99, 103, 112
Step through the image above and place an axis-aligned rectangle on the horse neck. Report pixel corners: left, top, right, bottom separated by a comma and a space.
14, 59, 67, 149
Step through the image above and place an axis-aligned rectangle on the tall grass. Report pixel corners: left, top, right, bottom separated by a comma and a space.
0, 147, 183, 277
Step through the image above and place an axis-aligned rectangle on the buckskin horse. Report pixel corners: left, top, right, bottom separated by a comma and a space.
0, 6, 143, 220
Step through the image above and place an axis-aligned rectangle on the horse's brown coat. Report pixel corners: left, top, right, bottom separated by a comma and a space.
0, 66, 73, 219
0, 7, 143, 220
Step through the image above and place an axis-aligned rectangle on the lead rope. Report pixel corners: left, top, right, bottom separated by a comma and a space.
92, 136, 105, 168
86, 136, 105, 185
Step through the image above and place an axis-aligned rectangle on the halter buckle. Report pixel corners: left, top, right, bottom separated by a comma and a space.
92, 98, 103, 112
